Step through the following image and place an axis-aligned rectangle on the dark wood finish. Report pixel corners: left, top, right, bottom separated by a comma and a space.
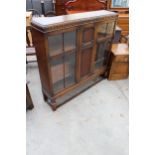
26, 84, 34, 110
65, 0, 107, 14
31, 10, 118, 110
108, 43, 129, 80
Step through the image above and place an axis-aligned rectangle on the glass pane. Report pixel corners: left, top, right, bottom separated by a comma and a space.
83, 28, 94, 42
97, 42, 107, 59
96, 39, 111, 61
64, 52, 76, 87
106, 22, 115, 35
95, 61, 103, 69
48, 34, 63, 56
97, 23, 107, 38
51, 57, 64, 93
103, 40, 111, 65
64, 31, 76, 52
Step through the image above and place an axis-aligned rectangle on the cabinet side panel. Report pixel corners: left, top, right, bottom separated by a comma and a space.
31, 29, 52, 95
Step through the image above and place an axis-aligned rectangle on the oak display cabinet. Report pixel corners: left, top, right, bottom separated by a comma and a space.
31, 10, 118, 110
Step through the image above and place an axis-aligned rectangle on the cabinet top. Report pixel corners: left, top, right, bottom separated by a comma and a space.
31, 10, 118, 33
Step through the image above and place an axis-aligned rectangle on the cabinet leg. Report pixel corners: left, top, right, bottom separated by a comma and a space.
51, 99, 57, 111
47, 99, 57, 111
43, 93, 48, 102
51, 103, 57, 111
27, 104, 34, 110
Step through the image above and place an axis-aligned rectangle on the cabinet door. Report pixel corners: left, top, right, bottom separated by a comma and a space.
106, 22, 115, 35
80, 27, 94, 78
64, 52, 76, 87
48, 34, 63, 57
48, 30, 77, 94
51, 56, 65, 93
64, 31, 76, 52
64, 31, 76, 87
95, 39, 111, 69
96, 21, 115, 39
94, 21, 115, 71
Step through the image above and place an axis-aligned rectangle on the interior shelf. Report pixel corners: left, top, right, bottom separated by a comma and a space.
49, 46, 76, 58
51, 63, 69, 83
97, 34, 112, 43
64, 45, 76, 53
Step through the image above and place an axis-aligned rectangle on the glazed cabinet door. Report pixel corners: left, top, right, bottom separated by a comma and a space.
95, 39, 112, 69
48, 30, 77, 94
94, 21, 116, 72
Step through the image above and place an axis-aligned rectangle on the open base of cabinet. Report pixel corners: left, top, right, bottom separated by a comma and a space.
43, 75, 104, 111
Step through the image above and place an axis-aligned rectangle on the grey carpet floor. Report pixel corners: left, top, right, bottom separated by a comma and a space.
26, 63, 129, 155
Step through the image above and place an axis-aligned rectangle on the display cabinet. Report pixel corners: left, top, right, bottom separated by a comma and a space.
31, 10, 118, 110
